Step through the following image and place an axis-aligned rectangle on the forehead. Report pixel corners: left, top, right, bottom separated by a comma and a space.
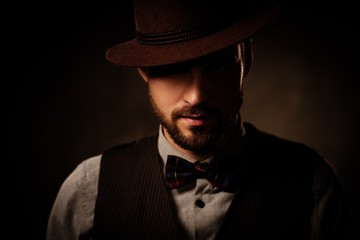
145, 45, 239, 73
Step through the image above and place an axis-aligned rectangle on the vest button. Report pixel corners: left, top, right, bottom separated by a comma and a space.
195, 199, 205, 208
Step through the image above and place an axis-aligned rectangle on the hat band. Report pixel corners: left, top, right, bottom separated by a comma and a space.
136, 19, 231, 45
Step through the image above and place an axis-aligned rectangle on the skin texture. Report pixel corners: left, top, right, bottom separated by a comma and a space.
137, 44, 245, 161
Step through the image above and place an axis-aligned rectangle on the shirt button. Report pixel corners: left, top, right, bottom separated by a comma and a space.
195, 199, 205, 208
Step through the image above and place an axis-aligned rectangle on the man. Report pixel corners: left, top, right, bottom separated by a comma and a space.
46, 0, 356, 239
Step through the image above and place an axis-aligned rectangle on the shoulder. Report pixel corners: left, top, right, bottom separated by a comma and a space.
243, 122, 330, 175
244, 122, 323, 158
48, 155, 102, 238
243, 121, 307, 151
60, 154, 102, 193
101, 131, 159, 163
53, 154, 102, 205
243, 122, 345, 192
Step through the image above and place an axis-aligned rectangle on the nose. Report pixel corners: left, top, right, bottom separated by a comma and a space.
183, 68, 208, 106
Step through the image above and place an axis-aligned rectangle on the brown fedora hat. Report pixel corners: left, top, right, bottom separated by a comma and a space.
106, 0, 280, 67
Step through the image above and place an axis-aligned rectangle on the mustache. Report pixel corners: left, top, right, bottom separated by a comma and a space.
171, 104, 220, 119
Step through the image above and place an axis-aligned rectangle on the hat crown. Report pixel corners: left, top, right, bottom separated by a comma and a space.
105, 0, 280, 67
134, 0, 242, 35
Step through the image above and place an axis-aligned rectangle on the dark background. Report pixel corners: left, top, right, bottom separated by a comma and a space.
13, 1, 359, 239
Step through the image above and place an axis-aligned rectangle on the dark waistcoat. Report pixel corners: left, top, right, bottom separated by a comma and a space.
91, 122, 325, 239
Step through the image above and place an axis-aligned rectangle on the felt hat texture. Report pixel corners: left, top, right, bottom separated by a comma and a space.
106, 0, 280, 67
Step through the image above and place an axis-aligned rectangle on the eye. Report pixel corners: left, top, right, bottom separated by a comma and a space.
206, 55, 239, 73
146, 65, 189, 78
211, 62, 228, 72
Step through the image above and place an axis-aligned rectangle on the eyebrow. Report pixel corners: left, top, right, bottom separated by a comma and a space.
143, 45, 239, 77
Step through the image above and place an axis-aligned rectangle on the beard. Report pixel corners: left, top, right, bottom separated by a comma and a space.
149, 93, 243, 155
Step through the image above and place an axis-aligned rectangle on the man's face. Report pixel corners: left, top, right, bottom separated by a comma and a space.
138, 45, 244, 155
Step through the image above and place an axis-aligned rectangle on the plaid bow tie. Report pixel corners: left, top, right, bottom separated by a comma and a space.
165, 155, 239, 192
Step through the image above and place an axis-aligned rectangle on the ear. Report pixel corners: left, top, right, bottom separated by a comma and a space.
137, 67, 148, 83
243, 38, 253, 78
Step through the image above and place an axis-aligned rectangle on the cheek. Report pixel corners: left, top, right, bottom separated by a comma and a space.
148, 81, 182, 111
210, 64, 241, 90
212, 74, 241, 100
207, 74, 242, 113
224, 68, 241, 90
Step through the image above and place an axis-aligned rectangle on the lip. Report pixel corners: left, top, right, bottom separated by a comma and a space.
180, 115, 211, 127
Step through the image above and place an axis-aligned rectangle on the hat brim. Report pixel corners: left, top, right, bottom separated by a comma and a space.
106, 4, 280, 67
